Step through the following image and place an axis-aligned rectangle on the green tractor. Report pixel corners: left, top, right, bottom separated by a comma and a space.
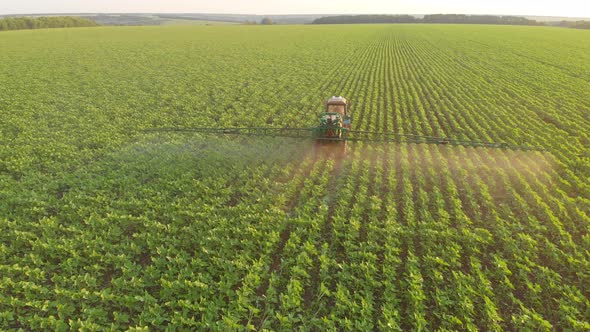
313, 96, 352, 156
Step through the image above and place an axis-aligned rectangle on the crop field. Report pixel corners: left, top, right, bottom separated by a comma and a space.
1, 24, 589, 330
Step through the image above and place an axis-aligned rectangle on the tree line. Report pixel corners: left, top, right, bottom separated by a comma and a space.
313, 14, 542, 25
0, 16, 99, 31
557, 21, 590, 29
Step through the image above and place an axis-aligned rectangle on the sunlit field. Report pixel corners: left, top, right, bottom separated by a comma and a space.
1, 24, 589, 330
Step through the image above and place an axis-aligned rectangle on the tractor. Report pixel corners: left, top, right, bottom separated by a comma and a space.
312, 97, 352, 156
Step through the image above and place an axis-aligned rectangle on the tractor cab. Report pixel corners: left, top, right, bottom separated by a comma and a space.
326, 96, 351, 129
326, 96, 347, 114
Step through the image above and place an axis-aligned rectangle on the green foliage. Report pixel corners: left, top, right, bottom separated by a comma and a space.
0, 24, 589, 330
0, 16, 99, 31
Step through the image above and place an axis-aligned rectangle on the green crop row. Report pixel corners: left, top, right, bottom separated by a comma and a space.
0, 24, 589, 330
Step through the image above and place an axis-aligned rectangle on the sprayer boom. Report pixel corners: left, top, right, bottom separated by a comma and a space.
145, 126, 544, 152
146, 96, 544, 153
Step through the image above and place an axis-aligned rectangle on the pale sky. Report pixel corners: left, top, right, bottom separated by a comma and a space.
1, 0, 589, 18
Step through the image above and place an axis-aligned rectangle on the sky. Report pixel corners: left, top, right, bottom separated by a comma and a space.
1, 0, 589, 18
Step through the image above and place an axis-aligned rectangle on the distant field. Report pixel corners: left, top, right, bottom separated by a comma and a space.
0, 24, 589, 330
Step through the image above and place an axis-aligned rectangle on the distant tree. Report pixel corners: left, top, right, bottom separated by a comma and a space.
243, 20, 258, 25
260, 17, 274, 25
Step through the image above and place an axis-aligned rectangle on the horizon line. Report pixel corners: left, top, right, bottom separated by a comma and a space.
1, 12, 589, 20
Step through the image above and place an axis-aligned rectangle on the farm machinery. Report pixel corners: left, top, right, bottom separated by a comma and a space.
148, 96, 544, 155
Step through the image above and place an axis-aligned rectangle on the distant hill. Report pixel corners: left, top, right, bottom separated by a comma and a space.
0, 13, 327, 25
151, 14, 327, 24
